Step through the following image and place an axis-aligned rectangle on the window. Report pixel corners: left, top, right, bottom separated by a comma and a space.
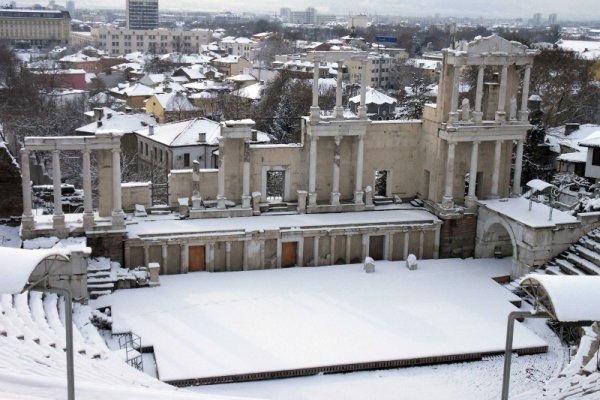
593, 148, 600, 166
145, 143, 148, 156
140, 142, 143, 153
183, 153, 190, 167
160, 150, 163, 162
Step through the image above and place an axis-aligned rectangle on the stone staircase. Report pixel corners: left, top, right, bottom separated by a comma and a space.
539, 228, 600, 276
86, 258, 151, 300
373, 196, 394, 206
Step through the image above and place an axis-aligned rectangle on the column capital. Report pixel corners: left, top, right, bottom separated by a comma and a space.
111, 147, 120, 154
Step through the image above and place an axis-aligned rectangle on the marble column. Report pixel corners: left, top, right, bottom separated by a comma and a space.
310, 58, 320, 121
358, 59, 368, 119
334, 60, 344, 119
362, 234, 369, 261
308, 135, 318, 206
418, 231, 424, 259
403, 231, 409, 260
313, 236, 319, 266
331, 136, 341, 205
111, 148, 125, 227
448, 66, 461, 123
513, 140, 524, 196
345, 234, 352, 263
20, 149, 34, 230
297, 237, 304, 267
473, 65, 485, 123
52, 149, 65, 230
276, 239, 282, 268
242, 140, 251, 207
354, 135, 364, 204
434, 225, 441, 259
82, 149, 94, 229
143, 243, 149, 267
465, 141, 479, 207
161, 244, 168, 275
330, 236, 336, 265
217, 137, 226, 209
383, 233, 390, 261
226, 241, 232, 271
442, 141, 456, 209
490, 140, 502, 198
519, 65, 531, 121
496, 64, 508, 122
180, 243, 189, 274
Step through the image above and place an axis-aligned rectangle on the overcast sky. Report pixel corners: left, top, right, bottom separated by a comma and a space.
20, 0, 600, 20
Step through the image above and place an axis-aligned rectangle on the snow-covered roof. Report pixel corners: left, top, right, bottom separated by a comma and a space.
59, 52, 98, 63
150, 93, 198, 112
111, 62, 144, 74
215, 55, 246, 64
556, 39, 600, 60
520, 274, 600, 322
111, 83, 155, 97
233, 82, 263, 100
349, 87, 397, 105
0, 248, 69, 294
479, 197, 579, 228
176, 66, 206, 81
136, 118, 221, 147
579, 136, 600, 148
184, 80, 231, 91
546, 124, 600, 154
557, 151, 587, 163
526, 179, 556, 192
76, 109, 156, 134
227, 73, 257, 82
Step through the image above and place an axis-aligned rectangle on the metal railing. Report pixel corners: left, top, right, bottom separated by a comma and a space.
118, 332, 144, 372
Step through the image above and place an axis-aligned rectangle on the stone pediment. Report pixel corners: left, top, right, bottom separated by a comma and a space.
463, 35, 528, 55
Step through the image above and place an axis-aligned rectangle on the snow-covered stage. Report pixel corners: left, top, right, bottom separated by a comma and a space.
93, 258, 547, 384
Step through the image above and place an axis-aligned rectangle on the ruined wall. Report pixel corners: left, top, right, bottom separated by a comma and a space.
0, 143, 23, 218
121, 182, 152, 211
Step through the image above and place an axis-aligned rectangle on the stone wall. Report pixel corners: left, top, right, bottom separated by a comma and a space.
439, 213, 477, 258
0, 143, 23, 218
86, 231, 126, 265
122, 182, 152, 211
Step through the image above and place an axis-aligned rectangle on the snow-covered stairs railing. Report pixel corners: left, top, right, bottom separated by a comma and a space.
118, 332, 144, 371
542, 227, 600, 276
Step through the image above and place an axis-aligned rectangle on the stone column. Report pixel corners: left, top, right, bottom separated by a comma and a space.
20, 148, 34, 230
111, 148, 125, 227
180, 243, 189, 274
297, 237, 304, 267
465, 141, 479, 207
330, 236, 335, 264
496, 64, 508, 122
334, 60, 344, 119
82, 149, 94, 229
519, 65, 531, 121
345, 234, 352, 263
242, 140, 251, 208
362, 235, 369, 261
52, 149, 65, 230
473, 65, 484, 123
491, 140, 502, 198
383, 233, 390, 261
308, 135, 318, 206
260, 241, 265, 269
226, 241, 232, 271
513, 140, 524, 196
310, 58, 320, 121
161, 244, 168, 275
276, 239, 282, 268
217, 137, 226, 209
313, 236, 319, 266
403, 231, 410, 260
207, 243, 215, 272
418, 231, 424, 259
448, 66, 461, 123
358, 59, 368, 119
331, 136, 341, 205
442, 141, 456, 209
242, 240, 248, 271
434, 225, 441, 259
143, 243, 149, 266
354, 135, 364, 204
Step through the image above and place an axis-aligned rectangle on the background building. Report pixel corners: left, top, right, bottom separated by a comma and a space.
0, 9, 71, 47
126, 0, 159, 30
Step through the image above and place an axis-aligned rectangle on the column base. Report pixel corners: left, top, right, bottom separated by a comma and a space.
448, 112, 459, 124
495, 111, 506, 123
441, 196, 454, 210
358, 106, 367, 119
465, 195, 478, 208
330, 192, 340, 206
354, 191, 364, 204
21, 215, 35, 231
217, 195, 227, 209
111, 210, 125, 227
518, 110, 529, 121
334, 106, 344, 119
241, 195, 251, 208
308, 192, 318, 206
83, 212, 95, 230
52, 214, 65, 230
472, 111, 483, 124
309, 106, 320, 122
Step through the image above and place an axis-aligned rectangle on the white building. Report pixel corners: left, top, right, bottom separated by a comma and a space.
219, 36, 258, 60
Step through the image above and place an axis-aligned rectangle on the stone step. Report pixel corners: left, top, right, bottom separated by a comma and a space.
555, 258, 585, 275
574, 245, 600, 269
88, 282, 115, 290
373, 199, 394, 206
88, 271, 111, 279
565, 253, 600, 275
410, 199, 424, 207
544, 266, 565, 275
89, 290, 112, 300
269, 206, 290, 212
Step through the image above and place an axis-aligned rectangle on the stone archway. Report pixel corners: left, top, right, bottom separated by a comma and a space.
475, 215, 517, 261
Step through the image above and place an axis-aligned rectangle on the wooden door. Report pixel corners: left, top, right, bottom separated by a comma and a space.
281, 242, 297, 268
189, 246, 205, 272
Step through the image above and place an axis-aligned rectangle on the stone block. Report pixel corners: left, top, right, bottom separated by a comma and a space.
406, 254, 418, 270
364, 256, 375, 273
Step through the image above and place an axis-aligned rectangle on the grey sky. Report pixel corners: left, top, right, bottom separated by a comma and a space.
19, 0, 600, 20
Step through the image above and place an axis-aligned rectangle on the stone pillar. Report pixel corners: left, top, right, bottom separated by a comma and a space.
52, 149, 65, 230
217, 137, 226, 209
242, 240, 248, 271
448, 66, 460, 123
260, 241, 265, 269
519, 65, 531, 121
207, 243, 215, 272
473, 65, 484, 123
442, 141, 456, 209
403, 231, 410, 260
491, 140, 502, 198
330, 236, 335, 265
334, 60, 344, 119
111, 148, 125, 227
496, 64, 508, 122
465, 141, 479, 207
345, 234, 352, 263
388, 233, 395, 260
276, 239, 282, 268
180, 243, 189, 273
383, 233, 390, 261
226, 241, 232, 271
434, 225, 441, 259
143, 243, 149, 266
331, 136, 341, 205
20, 148, 34, 230
358, 59, 368, 119
297, 237, 304, 267
354, 135, 364, 204
310, 58, 320, 121
297, 190, 307, 213
82, 149, 94, 229
161, 244, 168, 275
362, 235, 369, 261
513, 140, 524, 196
308, 135, 318, 206
242, 140, 251, 208
418, 231, 424, 259
313, 236, 319, 266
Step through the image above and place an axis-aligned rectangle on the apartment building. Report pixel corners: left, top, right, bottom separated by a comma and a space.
0, 9, 70, 47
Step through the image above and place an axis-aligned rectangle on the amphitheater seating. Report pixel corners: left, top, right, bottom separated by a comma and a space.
541, 227, 600, 276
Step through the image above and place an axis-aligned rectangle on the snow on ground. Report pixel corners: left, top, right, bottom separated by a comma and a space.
187, 317, 566, 400
0, 224, 21, 248
93, 258, 546, 382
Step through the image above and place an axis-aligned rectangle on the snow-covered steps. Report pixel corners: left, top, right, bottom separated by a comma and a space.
410, 198, 424, 207
566, 252, 600, 275
373, 197, 394, 206
555, 259, 585, 275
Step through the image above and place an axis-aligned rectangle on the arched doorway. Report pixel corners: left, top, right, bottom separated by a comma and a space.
476, 219, 517, 260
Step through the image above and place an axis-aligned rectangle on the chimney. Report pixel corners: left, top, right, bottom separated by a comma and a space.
93, 107, 103, 121
564, 123, 580, 136
198, 132, 206, 142
149, 125, 155, 136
